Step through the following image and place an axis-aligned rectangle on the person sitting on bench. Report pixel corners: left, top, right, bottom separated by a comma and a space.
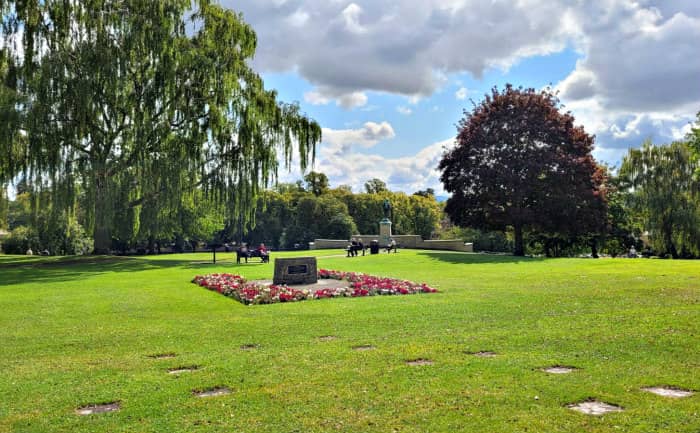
347, 238, 358, 257
386, 238, 397, 253
257, 243, 270, 262
236, 243, 250, 264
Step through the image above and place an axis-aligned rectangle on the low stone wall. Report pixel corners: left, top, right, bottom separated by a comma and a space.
418, 239, 473, 252
310, 236, 473, 253
310, 239, 353, 249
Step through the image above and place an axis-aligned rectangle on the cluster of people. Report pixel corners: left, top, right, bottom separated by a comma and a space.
239, 243, 268, 257
26, 248, 50, 256
347, 238, 365, 257
346, 237, 398, 256
236, 242, 270, 264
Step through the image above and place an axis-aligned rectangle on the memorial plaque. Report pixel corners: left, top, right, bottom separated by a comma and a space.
287, 265, 308, 275
273, 257, 318, 285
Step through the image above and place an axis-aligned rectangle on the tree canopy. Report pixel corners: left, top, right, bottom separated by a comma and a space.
620, 140, 700, 258
0, 0, 321, 253
364, 178, 388, 194
439, 85, 607, 256
303, 171, 329, 196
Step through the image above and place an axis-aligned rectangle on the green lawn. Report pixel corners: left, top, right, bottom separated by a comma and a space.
0, 250, 698, 432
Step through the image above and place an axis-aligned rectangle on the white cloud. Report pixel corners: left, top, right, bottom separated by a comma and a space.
278, 123, 454, 193
547, 2, 700, 158
223, 0, 700, 165
342, 3, 367, 34
303, 90, 331, 106
322, 121, 396, 152
455, 87, 468, 100
313, 137, 455, 194
285, 9, 310, 27
304, 88, 368, 109
337, 91, 368, 109
225, 0, 576, 97
407, 95, 422, 105
559, 5, 700, 113
396, 106, 412, 115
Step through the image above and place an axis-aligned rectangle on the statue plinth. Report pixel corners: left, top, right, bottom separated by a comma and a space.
379, 219, 392, 246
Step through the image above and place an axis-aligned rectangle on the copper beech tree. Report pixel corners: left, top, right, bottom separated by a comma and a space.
439, 85, 608, 256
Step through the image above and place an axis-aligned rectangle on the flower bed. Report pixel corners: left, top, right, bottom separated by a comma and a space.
192, 269, 437, 305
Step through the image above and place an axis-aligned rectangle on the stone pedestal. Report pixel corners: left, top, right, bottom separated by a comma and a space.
273, 257, 318, 285
379, 218, 392, 246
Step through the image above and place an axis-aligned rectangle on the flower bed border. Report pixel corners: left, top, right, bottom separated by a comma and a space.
192, 269, 437, 305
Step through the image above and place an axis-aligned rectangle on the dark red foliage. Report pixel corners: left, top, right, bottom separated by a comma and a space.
439, 85, 607, 255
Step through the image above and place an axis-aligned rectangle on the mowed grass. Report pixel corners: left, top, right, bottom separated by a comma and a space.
0, 250, 698, 433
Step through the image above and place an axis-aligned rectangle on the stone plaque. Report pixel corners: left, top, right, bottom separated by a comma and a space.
287, 264, 308, 275
273, 257, 317, 285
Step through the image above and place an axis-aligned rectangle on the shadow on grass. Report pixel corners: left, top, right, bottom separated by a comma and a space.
0, 254, 254, 287
416, 251, 545, 265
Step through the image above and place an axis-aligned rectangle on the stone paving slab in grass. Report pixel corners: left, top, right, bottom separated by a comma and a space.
642, 386, 694, 398
352, 345, 375, 351
193, 387, 231, 398
542, 366, 578, 374
76, 402, 120, 415
147, 352, 176, 359
466, 351, 497, 357
168, 366, 200, 374
239, 344, 259, 350
406, 358, 433, 366
567, 400, 623, 415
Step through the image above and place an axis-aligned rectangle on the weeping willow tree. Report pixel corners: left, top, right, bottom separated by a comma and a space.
0, 0, 321, 253
689, 112, 700, 178
619, 141, 700, 258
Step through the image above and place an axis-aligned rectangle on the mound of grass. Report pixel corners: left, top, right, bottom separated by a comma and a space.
0, 251, 698, 432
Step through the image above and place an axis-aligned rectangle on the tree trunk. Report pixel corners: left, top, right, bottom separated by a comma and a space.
513, 223, 525, 256
668, 241, 679, 259
590, 238, 599, 258
663, 224, 678, 259
174, 234, 184, 253
92, 171, 112, 254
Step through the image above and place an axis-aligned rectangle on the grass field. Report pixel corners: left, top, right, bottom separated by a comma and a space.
0, 250, 698, 432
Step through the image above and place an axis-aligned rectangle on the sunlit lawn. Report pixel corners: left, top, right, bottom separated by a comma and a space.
0, 250, 698, 432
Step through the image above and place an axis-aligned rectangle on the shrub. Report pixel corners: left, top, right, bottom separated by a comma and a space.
2, 226, 40, 254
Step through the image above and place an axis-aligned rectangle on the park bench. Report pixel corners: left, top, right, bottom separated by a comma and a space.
346, 244, 366, 257
385, 243, 398, 253
236, 248, 270, 264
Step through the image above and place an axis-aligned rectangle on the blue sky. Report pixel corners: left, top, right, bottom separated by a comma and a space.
264, 47, 580, 159
225, 0, 700, 194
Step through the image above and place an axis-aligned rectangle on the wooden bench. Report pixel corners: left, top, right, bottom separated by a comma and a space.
236, 248, 270, 264
346, 244, 366, 257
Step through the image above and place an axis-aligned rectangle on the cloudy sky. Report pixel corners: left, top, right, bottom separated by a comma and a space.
222, 0, 700, 194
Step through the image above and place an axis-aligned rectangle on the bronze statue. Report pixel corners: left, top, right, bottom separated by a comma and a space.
382, 199, 392, 220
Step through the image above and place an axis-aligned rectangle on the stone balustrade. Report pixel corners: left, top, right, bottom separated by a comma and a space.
310, 235, 473, 253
